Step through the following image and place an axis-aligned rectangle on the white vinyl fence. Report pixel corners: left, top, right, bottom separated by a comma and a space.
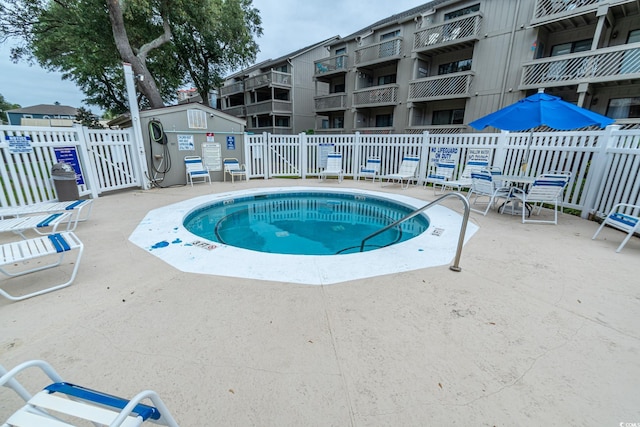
2, 124, 639, 222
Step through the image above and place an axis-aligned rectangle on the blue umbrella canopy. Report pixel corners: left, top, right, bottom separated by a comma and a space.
469, 91, 615, 131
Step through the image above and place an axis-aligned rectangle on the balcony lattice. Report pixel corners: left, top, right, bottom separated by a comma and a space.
246, 100, 292, 116
314, 55, 348, 76
520, 43, 640, 89
354, 38, 402, 66
220, 81, 244, 96
222, 105, 246, 117
314, 93, 347, 111
413, 13, 482, 51
352, 85, 398, 107
533, 0, 634, 20
408, 72, 474, 101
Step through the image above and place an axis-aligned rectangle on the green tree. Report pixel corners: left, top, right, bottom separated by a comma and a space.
75, 106, 104, 128
0, 0, 262, 114
0, 93, 21, 124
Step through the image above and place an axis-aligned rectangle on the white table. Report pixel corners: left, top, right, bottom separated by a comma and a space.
497, 175, 536, 215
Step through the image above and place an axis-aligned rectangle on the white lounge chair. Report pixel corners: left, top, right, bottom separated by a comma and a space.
442, 160, 491, 193
592, 203, 640, 252
0, 199, 93, 231
358, 157, 381, 182
184, 156, 211, 186
0, 359, 180, 426
223, 158, 247, 183
507, 175, 569, 224
0, 231, 83, 301
381, 156, 420, 189
424, 162, 455, 194
467, 170, 512, 216
319, 153, 344, 182
0, 212, 72, 239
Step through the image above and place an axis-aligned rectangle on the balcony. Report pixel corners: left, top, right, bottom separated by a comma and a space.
354, 38, 402, 68
413, 13, 482, 54
221, 105, 246, 117
247, 126, 292, 135
219, 81, 244, 97
245, 71, 292, 91
314, 55, 348, 78
408, 72, 474, 102
405, 125, 466, 134
314, 93, 347, 112
245, 100, 293, 116
352, 85, 399, 108
520, 42, 640, 90
531, 0, 636, 26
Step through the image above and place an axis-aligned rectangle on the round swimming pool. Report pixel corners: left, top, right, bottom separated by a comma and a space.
183, 192, 430, 255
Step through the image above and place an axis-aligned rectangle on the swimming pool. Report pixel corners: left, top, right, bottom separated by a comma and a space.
128, 187, 479, 285
183, 192, 430, 255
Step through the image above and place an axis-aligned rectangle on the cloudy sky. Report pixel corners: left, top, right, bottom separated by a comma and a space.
0, 0, 426, 113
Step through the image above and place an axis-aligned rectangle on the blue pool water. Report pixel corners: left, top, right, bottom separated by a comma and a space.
183, 192, 430, 255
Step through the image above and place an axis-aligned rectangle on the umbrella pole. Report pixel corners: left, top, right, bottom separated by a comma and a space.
520, 130, 533, 175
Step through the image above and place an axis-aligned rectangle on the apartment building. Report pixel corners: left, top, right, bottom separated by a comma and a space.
313, 0, 640, 134
218, 37, 339, 135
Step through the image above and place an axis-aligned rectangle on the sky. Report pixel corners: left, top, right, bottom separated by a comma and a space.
0, 0, 426, 114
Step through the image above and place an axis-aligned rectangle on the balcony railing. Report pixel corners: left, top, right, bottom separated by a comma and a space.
314, 55, 348, 77
520, 42, 640, 89
532, 0, 634, 22
354, 38, 402, 67
352, 85, 399, 107
221, 105, 246, 117
245, 71, 292, 91
245, 100, 293, 116
413, 13, 482, 52
220, 81, 244, 97
314, 93, 347, 111
247, 126, 292, 135
408, 72, 474, 101
404, 125, 466, 134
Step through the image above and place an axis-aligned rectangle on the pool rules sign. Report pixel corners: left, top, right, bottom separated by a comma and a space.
6, 135, 33, 153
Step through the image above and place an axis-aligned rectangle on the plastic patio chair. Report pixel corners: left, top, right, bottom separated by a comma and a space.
184, 156, 211, 186
592, 203, 640, 252
381, 156, 420, 189
0, 359, 180, 426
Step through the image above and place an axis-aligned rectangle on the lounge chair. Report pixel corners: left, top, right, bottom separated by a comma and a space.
0, 232, 83, 301
0, 199, 93, 231
0, 212, 72, 239
381, 156, 420, 189
507, 175, 569, 224
467, 170, 512, 216
592, 203, 640, 252
424, 162, 455, 194
223, 158, 247, 183
319, 153, 344, 182
0, 359, 180, 426
358, 157, 381, 182
184, 156, 211, 186
442, 160, 491, 193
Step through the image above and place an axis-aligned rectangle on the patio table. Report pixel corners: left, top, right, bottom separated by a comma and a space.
497, 175, 536, 215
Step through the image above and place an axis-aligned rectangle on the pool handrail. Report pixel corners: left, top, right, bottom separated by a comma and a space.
358, 192, 471, 272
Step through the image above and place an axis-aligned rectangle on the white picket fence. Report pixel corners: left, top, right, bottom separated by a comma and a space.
2, 124, 639, 221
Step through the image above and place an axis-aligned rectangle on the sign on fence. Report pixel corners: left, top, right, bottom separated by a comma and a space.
318, 143, 335, 168
429, 146, 459, 165
6, 135, 32, 154
467, 148, 491, 163
54, 147, 85, 185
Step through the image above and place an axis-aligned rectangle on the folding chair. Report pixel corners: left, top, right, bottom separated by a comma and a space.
184, 156, 211, 186
424, 162, 455, 194
0, 359, 179, 426
358, 157, 381, 182
223, 158, 247, 183
381, 156, 420, 189
507, 176, 569, 224
0, 212, 72, 239
319, 153, 344, 182
592, 203, 640, 252
0, 232, 83, 301
467, 170, 512, 216
0, 200, 93, 231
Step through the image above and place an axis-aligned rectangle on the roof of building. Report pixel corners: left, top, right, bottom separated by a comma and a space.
6, 104, 78, 116
107, 102, 246, 128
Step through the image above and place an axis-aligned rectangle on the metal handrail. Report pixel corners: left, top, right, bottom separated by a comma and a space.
358, 192, 471, 272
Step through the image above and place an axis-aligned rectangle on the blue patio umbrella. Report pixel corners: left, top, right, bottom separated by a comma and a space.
469, 89, 615, 171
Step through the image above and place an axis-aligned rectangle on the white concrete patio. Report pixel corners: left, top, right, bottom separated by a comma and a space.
1, 178, 639, 426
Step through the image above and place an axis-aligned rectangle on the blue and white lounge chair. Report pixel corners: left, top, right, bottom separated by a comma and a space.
0, 212, 72, 239
592, 203, 640, 252
184, 156, 211, 186
442, 160, 491, 193
507, 175, 569, 224
319, 153, 344, 182
381, 156, 420, 189
0, 231, 83, 301
0, 359, 180, 426
223, 158, 247, 183
0, 199, 93, 231
358, 157, 381, 182
467, 170, 512, 216
424, 162, 455, 194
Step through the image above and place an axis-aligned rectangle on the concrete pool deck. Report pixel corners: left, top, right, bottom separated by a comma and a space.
1, 178, 639, 426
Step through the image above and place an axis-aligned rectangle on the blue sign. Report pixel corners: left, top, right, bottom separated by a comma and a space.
54, 147, 85, 185
6, 135, 32, 153
226, 136, 236, 150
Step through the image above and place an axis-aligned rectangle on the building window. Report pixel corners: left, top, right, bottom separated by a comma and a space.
335, 47, 346, 69
333, 83, 345, 93
438, 59, 472, 75
445, 4, 480, 20
551, 39, 592, 56
375, 114, 393, 127
275, 116, 290, 127
606, 97, 640, 119
380, 30, 400, 41
275, 64, 288, 73
433, 109, 465, 125
377, 74, 397, 85
187, 109, 207, 129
